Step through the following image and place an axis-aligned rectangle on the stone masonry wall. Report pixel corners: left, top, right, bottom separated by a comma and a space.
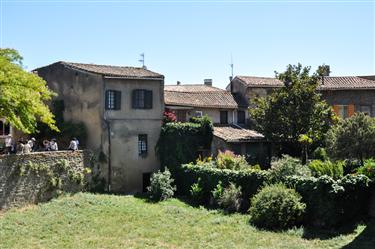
0, 150, 90, 210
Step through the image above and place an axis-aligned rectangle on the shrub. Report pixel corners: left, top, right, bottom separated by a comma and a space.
356, 159, 375, 179
312, 147, 329, 161
216, 182, 242, 213
216, 150, 248, 170
268, 155, 311, 182
190, 178, 205, 204
308, 160, 344, 179
343, 159, 362, 175
147, 168, 176, 201
249, 184, 306, 230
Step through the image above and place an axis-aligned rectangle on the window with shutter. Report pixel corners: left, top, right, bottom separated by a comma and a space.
132, 89, 152, 109
138, 134, 148, 156
220, 111, 228, 124
105, 90, 121, 110
237, 110, 245, 124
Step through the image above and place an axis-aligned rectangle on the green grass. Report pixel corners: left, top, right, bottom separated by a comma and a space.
0, 193, 374, 249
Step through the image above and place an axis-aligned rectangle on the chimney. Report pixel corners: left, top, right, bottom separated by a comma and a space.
177, 81, 181, 85
204, 79, 212, 86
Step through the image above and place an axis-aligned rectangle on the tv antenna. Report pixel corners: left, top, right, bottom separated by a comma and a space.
230, 54, 234, 79
139, 53, 146, 68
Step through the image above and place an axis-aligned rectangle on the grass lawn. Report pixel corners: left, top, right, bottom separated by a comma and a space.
0, 193, 374, 249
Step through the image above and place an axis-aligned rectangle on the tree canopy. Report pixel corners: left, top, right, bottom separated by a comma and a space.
250, 64, 335, 156
0, 48, 58, 133
326, 113, 375, 165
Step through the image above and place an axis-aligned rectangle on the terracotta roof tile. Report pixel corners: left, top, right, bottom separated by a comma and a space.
213, 125, 264, 142
165, 84, 238, 108
60, 61, 163, 78
235, 75, 375, 90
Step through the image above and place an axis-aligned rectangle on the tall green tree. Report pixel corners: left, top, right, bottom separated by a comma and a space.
250, 64, 335, 158
0, 48, 58, 133
326, 113, 375, 165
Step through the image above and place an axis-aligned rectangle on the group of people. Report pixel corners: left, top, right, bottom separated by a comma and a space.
2, 136, 79, 155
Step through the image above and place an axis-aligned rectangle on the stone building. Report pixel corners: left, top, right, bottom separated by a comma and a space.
164, 81, 268, 165
228, 75, 375, 120
35, 61, 164, 193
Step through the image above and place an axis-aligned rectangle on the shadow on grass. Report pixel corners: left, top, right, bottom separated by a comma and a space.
301, 221, 360, 240
341, 219, 375, 249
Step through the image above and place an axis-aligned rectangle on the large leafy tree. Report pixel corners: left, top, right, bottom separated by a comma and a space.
0, 48, 57, 133
250, 64, 335, 158
326, 113, 375, 165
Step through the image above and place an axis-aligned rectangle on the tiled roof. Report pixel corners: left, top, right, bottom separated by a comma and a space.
235, 76, 283, 87
37, 61, 163, 79
213, 125, 264, 142
164, 84, 238, 109
234, 75, 375, 90
319, 76, 375, 90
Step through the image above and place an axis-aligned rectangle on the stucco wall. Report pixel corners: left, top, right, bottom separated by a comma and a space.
0, 151, 88, 210
321, 90, 375, 117
36, 63, 103, 150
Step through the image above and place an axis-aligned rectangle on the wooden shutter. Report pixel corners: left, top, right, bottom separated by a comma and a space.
348, 104, 355, 117
145, 90, 153, 109
105, 90, 110, 110
114, 91, 121, 110
132, 90, 137, 109
332, 105, 339, 116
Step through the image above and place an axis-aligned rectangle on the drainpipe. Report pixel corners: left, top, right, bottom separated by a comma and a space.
104, 118, 112, 192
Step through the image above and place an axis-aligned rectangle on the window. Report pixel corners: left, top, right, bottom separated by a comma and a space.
195, 111, 203, 117
220, 111, 228, 124
237, 110, 245, 124
0, 120, 10, 136
360, 105, 371, 116
176, 110, 187, 122
132, 89, 152, 109
333, 105, 354, 119
105, 90, 121, 110
138, 134, 148, 156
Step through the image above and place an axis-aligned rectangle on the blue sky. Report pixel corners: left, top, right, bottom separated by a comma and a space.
1, 0, 374, 89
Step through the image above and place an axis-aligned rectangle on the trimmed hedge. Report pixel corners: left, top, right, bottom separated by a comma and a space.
175, 163, 269, 210
175, 163, 372, 227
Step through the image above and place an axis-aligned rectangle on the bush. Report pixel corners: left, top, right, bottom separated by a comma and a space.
190, 178, 205, 204
308, 160, 344, 179
249, 184, 306, 230
268, 155, 311, 182
356, 159, 375, 179
215, 182, 242, 213
343, 159, 362, 175
216, 150, 248, 170
147, 168, 176, 201
285, 174, 371, 227
312, 147, 329, 161
175, 163, 269, 209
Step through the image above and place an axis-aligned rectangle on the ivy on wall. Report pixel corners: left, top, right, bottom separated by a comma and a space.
156, 116, 213, 170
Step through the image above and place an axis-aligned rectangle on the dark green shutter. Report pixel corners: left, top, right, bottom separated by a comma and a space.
132, 90, 137, 108
105, 90, 110, 110
114, 91, 121, 110
145, 90, 153, 109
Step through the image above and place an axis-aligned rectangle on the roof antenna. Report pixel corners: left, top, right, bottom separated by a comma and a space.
139, 53, 146, 69
229, 54, 234, 81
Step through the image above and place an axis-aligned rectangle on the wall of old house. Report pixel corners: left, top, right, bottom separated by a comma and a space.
103, 78, 164, 193
36, 63, 104, 151
321, 90, 375, 117
185, 108, 236, 124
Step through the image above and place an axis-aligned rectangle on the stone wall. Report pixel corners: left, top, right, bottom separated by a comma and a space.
0, 150, 90, 210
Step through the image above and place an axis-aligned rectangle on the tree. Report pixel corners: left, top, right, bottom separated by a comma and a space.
326, 113, 375, 165
0, 48, 57, 133
250, 64, 335, 158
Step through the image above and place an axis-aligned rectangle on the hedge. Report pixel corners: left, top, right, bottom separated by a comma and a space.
175, 163, 372, 227
175, 164, 269, 211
